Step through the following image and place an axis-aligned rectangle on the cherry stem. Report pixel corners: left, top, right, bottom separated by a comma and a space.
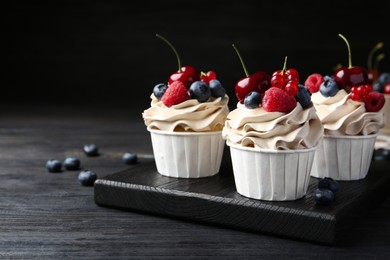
232, 44, 249, 77
367, 41, 384, 70
280, 56, 288, 75
156, 33, 182, 72
374, 53, 386, 71
338, 33, 353, 69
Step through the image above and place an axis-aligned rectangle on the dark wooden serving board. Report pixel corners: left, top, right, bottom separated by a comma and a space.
94, 149, 390, 245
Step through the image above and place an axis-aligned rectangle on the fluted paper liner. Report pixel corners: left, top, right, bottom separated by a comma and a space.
148, 129, 225, 178
227, 141, 317, 201
311, 134, 377, 181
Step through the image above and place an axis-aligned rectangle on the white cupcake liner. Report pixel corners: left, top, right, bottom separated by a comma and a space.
227, 141, 317, 201
310, 134, 377, 181
148, 129, 225, 178
380, 94, 390, 135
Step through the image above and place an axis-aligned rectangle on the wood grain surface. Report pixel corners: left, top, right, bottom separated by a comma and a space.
0, 106, 389, 259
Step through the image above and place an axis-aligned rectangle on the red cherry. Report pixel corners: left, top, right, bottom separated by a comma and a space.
272, 70, 282, 77
367, 42, 384, 84
200, 70, 217, 83
368, 69, 380, 84
156, 34, 199, 88
169, 66, 199, 88
384, 83, 390, 94
333, 34, 368, 93
232, 44, 271, 103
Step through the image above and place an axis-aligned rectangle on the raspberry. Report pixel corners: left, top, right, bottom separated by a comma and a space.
364, 91, 385, 112
304, 73, 324, 93
262, 87, 297, 113
161, 81, 190, 107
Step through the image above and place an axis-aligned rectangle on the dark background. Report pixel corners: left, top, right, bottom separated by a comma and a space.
4, 0, 390, 114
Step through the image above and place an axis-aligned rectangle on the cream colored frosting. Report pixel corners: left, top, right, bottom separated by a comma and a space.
222, 103, 323, 150
311, 89, 385, 136
142, 94, 230, 132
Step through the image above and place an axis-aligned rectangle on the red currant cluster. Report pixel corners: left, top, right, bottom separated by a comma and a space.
349, 85, 373, 102
270, 57, 299, 96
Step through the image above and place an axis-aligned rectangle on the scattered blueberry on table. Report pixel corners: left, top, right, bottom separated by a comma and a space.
64, 157, 81, 170
314, 177, 339, 205
122, 152, 138, 165
83, 144, 99, 156
46, 159, 62, 173
78, 170, 97, 186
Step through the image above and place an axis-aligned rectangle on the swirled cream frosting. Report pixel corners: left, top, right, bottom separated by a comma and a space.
311, 89, 385, 136
142, 94, 229, 132
222, 103, 323, 150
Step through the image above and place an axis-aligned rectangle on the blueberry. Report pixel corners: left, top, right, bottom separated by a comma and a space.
373, 81, 383, 92
189, 81, 211, 102
209, 79, 226, 98
314, 188, 335, 205
64, 157, 81, 170
153, 83, 168, 100
78, 170, 97, 186
46, 159, 62, 173
320, 75, 339, 97
244, 91, 262, 109
83, 144, 99, 156
378, 72, 390, 86
122, 152, 138, 165
295, 84, 313, 109
318, 177, 339, 193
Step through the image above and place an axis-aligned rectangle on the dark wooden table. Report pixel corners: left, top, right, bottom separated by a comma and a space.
1, 105, 389, 259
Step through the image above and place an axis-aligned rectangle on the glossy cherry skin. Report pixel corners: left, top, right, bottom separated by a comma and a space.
367, 69, 380, 84
169, 66, 200, 89
235, 71, 270, 103
333, 66, 368, 93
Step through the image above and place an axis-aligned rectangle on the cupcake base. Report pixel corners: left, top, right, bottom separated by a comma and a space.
310, 134, 377, 181
227, 141, 317, 201
148, 129, 225, 178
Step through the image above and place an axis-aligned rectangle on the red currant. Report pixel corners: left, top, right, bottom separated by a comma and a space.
271, 74, 286, 89
349, 92, 361, 101
285, 81, 299, 95
285, 68, 299, 82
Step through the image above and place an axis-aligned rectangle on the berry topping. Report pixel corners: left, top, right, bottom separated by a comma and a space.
244, 91, 262, 109
364, 91, 385, 112
64, 157, 81, 170
161, 81, 190, 107
78, 170, 97, 186
378, 72, 390, 86
270, 56, 299, 96
320, 75, 339, 97
314, 188, 335, 205
384, 83, 390, 94
153, 83, 168, 100
84, 144, 99, 157
349, 84, 373, 102
123, 152, 138, 165
189, 81, 211, 103
333, 34, 368, 92
295, 84, 312, 109
304, 73, 324, 93
232, 44, 270, 103
262, 87, 297, 113
209, 79, 226, 98
46, 159, 62, 173
318, 177, 339, 194
200, 70, 217, 83
156, 33, 199, 88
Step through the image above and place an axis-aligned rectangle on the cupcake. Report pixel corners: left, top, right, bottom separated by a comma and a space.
304, 34, 386, 181
223, 52, 323, 201
142, 34, 229, 178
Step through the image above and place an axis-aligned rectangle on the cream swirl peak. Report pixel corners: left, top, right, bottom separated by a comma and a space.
142, 94, 229, 132
312, 89, 385, 136
222, 102, 323, 150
